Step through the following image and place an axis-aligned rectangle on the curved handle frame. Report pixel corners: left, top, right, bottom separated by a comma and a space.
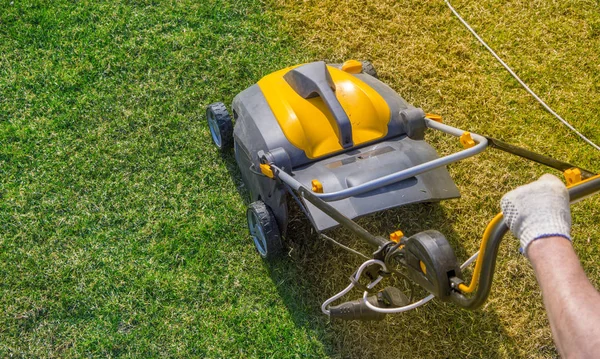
451, 174, 600, 310
270, 114, 600, 311
275, 119, 488, 202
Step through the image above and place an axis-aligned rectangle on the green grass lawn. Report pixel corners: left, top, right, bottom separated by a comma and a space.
0, 1, 322, 357
1, 0, 599, 358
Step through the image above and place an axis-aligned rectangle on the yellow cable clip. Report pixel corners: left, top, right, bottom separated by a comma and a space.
564, 168, 582, 186
259, 163, 274, 179
311, 179, 323, 193
425, 113, 443, 123
341, 59, 363, 74
389, 230, 404, 243
460, 132, 476, 149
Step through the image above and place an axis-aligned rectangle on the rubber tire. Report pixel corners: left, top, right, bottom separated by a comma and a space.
206, 102, 233, 151
246, 201, 283, 260
361, 61, 378, 78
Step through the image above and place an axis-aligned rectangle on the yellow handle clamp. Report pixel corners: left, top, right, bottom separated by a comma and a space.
425, 113, 443, 123
311, 179, 324, 193
459, 132, 476, 149
389, 230, 404, 243
259, 163, 274, 179
564, 168, 582, 186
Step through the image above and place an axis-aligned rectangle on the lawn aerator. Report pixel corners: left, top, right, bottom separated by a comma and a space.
206, 60, 600, 320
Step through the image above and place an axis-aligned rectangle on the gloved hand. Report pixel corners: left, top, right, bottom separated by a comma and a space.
500, 174, 572, 256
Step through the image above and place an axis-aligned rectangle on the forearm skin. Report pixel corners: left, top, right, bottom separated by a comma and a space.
528, 237, 600, 358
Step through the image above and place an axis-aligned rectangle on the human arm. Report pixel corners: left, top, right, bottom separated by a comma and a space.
501, 174, 600, 358
527, 237, 600, 358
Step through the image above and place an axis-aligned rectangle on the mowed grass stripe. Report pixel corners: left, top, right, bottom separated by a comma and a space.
0, 1, 328, 357
272, 0, 600, 358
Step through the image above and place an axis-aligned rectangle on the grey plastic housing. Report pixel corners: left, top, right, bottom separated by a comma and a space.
231, 61, 460, 232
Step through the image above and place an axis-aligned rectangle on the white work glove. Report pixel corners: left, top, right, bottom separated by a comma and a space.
500, 174, 572, 256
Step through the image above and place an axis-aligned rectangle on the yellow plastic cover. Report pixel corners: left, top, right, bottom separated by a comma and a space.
257, 65, 391, 159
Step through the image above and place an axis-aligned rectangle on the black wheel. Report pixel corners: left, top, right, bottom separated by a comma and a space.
361, 61, 378, 78
206, 102, 233, 151
246, 201, 283, 260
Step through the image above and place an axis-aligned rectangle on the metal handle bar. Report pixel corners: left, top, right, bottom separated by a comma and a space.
451, 174, 600, 310
274, 119, 488, 202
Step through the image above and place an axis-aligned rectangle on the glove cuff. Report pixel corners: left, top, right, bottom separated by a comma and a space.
521, 228, 572, 257
519, 205, 571, 256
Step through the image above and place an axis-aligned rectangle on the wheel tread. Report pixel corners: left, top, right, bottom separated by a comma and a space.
361, 61, 378, 78
247, 201, 283, 260
206, 102, 233, 150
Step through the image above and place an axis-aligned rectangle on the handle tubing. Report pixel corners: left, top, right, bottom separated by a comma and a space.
298, 187, 389, 248
451, 175, 600, 310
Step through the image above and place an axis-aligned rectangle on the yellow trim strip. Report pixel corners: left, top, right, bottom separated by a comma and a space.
458, 213, 504, 294
419, 261, 427, 275
567, 173, 600, 188
260, 163, 274, 179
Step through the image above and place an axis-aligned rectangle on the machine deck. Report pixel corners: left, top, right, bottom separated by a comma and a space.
292, 135, 459, 230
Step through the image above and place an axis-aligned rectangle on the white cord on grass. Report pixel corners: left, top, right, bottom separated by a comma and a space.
444, 0, 600, 152
320, 233, 370, 260
361, 250, 480, 314
321, 259, 386, 315
322, 250, 481, 315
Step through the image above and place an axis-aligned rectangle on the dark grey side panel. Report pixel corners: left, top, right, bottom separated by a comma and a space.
232, 85, 298, 233
232, 84, 307, 166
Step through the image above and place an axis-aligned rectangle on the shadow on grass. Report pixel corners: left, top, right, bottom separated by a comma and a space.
265, 201, 524, 358
220, 149, 252, 202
